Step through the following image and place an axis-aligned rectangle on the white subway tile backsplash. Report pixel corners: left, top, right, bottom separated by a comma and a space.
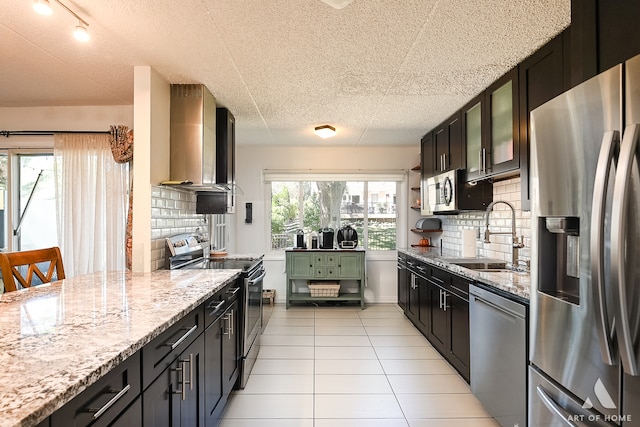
431, 176, 530, 267
150, 186, 204, 271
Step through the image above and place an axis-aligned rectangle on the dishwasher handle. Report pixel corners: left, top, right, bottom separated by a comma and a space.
471, 293, 525, 320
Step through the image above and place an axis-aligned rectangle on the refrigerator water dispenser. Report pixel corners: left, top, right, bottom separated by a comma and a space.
537, 216, 580, 305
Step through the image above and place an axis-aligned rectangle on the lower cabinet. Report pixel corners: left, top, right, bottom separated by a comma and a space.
142, 334, 205, 427
399, 255, 471, 383
205, 299, 240, 427
50, 351, 142, 427
397, 254, 408, 311
47, 282, 242, 427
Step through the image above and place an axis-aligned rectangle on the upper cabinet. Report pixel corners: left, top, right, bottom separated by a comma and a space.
464, 67, 520, 182
420, 132, 434, 216
518, 33, 565, 210
432, 112, 465, 175
216, 107, 236, 213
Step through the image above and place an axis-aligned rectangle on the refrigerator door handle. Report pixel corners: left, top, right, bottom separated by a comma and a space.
535, 386, 578, 427
590, 130, 619, 366
612, 123, 640, 376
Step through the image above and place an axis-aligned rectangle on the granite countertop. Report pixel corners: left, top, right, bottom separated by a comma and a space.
0, 269, 240, 427
399, 247, 531, 301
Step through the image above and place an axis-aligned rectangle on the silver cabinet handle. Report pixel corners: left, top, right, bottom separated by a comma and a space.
536, 386, 578, 427
612, 123, 640, 376
223, 310, 234, 339
207, 300, 226, 316
442, 291, 449, 311
478, 150, 482, 174
167, 324, 198, 350
481, 148, 487, 173
89, 384, 131, 420
227, 287, 241, 295
174, 353, 193, 400
590, 130, 619, 366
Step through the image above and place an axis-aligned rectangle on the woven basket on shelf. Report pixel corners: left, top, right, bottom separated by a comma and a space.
308, 282, 340, 297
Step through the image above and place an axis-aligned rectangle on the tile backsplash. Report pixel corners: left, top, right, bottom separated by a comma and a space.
430, 176, 531, 267
151, 186, 206, 270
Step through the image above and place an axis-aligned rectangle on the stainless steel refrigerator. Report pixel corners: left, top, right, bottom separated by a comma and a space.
529, 53, 640, 426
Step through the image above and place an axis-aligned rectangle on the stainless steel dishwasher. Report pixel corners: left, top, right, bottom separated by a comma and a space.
469, 284, 527, 427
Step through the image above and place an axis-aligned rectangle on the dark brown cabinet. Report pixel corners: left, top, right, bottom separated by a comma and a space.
464, 67, 520, 182
397, 253, 408, 312
216, 107, 236, 213
50, 352, 142, 427
518, 33, 565, 210
433, 112, 464, 175
142, 334, 205, 427
401, 255, 471, 383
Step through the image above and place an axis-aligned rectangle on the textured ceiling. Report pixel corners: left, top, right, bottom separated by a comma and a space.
0, 0, 570, 146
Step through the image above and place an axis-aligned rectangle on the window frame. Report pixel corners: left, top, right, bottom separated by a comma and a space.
262, 169, 409, 260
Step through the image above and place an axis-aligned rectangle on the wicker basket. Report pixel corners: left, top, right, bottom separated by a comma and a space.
308, 282, 340, 297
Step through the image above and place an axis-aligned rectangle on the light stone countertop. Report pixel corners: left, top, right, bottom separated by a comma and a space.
399, 247, 531, 301
0, 269, 240, 427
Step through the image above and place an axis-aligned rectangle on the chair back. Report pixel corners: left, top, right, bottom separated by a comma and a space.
0, 247, 66, 292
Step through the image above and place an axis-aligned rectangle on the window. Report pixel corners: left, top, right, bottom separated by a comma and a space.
266, 172, 402, 252
0, 150, 58, 252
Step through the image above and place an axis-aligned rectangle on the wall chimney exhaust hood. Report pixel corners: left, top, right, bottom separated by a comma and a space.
164, 84, 231, 191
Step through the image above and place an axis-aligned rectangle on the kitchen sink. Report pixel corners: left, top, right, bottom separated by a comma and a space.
440, 257, 507, 271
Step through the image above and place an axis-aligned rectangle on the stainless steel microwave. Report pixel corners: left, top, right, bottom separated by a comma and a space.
426, 169, 493, 213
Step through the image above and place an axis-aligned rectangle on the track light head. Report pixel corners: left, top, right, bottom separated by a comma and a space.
33, 0, 52, 15
73, 22, 90, 41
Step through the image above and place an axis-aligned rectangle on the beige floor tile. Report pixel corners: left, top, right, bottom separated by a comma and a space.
269, 310, 315, 319
315, 326, 367, 335
358, 310, 406, 319
315, 335, 372, 347
360, 317, 414, 327
315, 359, 384, 375
252, 359, 314, 375
369, 334, 432, 347
408, 419, 500, 427
396, 394, 493, 419
386, 374, 471, 394
365, 326, 423, 336
258, 345, 314, 359
267, 317, 315, 327
220, 420, 313, 427
380, 359, 456, 375
359, 304, 403, 312
223, 394, 313, 419
315, 394, 405, 419
316, 420, 409, 427
314, 318, 363, 327
374, 345, 440, 360
260, 335, 315, 346
314, 310, 360, 319
263, 326, 314, 335
315, 374, 393, 394
315, 346, 378, 360
238, 374, 313, 394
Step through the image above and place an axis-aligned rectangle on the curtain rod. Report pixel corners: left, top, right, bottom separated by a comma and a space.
1, 130, 110, 137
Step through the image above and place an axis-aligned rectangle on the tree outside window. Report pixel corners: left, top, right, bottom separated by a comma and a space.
270, 179, 396, 251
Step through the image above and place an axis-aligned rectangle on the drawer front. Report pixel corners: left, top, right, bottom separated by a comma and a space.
204, 282, 239, 329
430, 265, 450, 285
313, 254, 338, 266
51, 351, 141, 427
142, 306, 204, 389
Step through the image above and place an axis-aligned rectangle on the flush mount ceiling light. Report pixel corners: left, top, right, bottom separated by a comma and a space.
314, 125, 336, 139
319, 0, 355, 9
33, 0, 90, 42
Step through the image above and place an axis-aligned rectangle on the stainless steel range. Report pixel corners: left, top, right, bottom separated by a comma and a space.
165, 233, 265, 389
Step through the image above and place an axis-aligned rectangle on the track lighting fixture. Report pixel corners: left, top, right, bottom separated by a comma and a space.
33, 0, 90, 42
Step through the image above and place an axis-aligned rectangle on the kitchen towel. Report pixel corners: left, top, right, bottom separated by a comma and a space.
462, 229, 476, 257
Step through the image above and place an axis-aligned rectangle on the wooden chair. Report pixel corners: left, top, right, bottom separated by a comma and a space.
0, 247, 66, 292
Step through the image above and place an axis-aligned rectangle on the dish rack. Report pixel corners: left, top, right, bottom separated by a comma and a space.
308, 282, 340, 297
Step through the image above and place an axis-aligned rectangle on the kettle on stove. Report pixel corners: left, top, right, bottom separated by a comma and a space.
337, 225, 358, 249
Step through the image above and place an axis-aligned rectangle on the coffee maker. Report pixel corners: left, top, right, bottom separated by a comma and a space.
318, 227, 334, 249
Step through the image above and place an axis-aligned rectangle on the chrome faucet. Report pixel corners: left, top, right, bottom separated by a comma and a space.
483, 200, 525, 267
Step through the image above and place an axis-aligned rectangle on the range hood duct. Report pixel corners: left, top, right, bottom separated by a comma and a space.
168, 84, 223, 189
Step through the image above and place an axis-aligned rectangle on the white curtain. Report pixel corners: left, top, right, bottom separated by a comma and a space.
54, 133, 129, 277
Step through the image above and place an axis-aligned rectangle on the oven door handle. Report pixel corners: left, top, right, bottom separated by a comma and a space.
248, 270, 266, 285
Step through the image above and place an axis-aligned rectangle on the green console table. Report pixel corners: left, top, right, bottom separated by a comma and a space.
285, 249, 366, 309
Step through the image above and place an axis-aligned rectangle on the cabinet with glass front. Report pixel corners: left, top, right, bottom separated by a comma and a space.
463, 67, 520, 182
